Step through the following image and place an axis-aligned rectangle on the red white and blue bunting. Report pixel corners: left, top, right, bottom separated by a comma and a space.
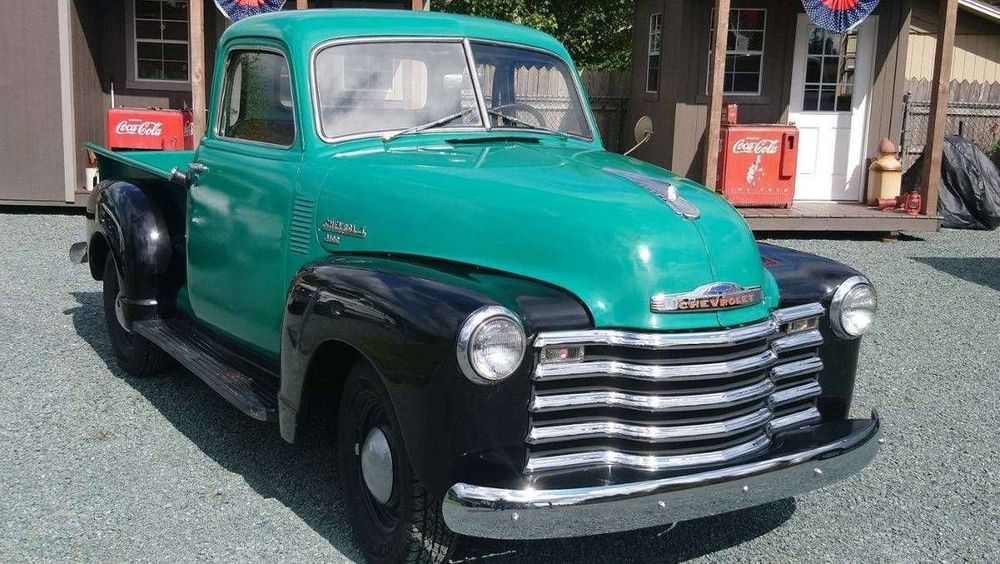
801, 0, 880, 33
213, 0, 286, 22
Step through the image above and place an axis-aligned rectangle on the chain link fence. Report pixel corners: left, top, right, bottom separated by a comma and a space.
899, 92, 1000, 174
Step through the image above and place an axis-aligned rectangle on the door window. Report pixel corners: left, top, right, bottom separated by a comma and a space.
218, 49, 295, 146
802, 28, 858, 112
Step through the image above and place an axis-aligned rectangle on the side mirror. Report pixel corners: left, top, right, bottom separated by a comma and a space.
625, 116, 654, 156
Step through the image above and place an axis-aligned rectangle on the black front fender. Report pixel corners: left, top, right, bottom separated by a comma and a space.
280, 255, 590, 500
759, 243, 869, 420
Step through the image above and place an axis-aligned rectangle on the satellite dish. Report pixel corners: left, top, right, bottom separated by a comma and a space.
214, 0, 287, 22
625, 116, 654, 156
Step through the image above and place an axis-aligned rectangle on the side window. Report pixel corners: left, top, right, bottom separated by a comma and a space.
218, 49, 295, 146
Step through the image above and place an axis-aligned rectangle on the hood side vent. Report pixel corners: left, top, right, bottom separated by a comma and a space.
289, 196, 315, 255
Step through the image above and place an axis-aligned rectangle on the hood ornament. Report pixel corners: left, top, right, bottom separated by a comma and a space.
604, 167, 700, 220
651, 282, 763, 313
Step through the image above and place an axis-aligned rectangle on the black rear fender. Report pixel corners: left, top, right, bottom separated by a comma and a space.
90, 181, 179, 325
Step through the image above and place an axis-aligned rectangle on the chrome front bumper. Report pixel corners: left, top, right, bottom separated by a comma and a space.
442, 411, 880, 540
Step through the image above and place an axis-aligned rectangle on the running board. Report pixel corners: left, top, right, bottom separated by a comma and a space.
133, 318, 280, 422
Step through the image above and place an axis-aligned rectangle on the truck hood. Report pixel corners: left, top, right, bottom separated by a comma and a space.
314, 139, 777, 330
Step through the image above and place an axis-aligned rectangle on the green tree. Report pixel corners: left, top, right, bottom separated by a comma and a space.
431, 0, 634, 70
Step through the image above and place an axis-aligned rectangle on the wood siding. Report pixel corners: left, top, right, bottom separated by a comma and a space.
0, 2, 69, 203
906, 33, 1000, 82
906, 0, 1000, 82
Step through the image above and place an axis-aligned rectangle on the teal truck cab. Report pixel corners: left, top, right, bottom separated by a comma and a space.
73, 10, 880, 562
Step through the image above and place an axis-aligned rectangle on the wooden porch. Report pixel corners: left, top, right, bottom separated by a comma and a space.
739, 202, 941, 232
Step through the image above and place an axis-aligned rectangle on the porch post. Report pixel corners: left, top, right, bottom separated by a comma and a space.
190, 0, 207, 145
919, 0, 958, 215
297, 0, 308, 8
703, 0, 731, 191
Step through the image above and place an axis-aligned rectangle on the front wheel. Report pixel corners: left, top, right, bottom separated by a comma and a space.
337, 362, 456, 563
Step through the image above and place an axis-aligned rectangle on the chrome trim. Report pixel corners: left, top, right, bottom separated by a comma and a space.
830, 275, 876, 340
533, 318, 779, 350
443, 413, 880, 540
525, 433, 771, 473
771, 302, 825, 324
529, 378, 774, 413
769, 381, 822, 407
771, 330, 823, 354
533, 350, 777, 382
456, 305, 526, 384
527, 407, 772, 444
768, 406, 822, 433
770, 357, 824, 382
463, 38, 492, 132
604, 168, 702, 221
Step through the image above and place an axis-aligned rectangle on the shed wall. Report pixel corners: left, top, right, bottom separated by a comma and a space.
0, 2, 70, 203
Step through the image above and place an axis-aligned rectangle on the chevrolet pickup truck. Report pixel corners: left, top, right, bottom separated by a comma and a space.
72, 10, 880, 563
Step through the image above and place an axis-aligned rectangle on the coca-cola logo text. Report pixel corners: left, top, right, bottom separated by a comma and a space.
115, 119, 164, 137
732, 138, 779, 155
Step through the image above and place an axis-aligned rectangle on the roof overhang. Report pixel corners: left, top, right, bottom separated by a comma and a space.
959, 0, 1000, 24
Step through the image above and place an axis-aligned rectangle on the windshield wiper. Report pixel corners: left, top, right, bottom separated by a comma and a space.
486, 109, 567, 140
382, 108, 475, 142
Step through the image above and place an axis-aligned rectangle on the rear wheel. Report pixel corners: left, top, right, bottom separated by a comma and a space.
102, 254, 171, 376
337, 362, 456, 563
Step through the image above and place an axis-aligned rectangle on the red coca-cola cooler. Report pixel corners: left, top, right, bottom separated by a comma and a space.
107, 108, 193, 151
717, 124, 799, 208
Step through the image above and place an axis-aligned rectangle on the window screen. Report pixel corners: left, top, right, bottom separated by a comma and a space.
708, 8, 767, 95
218, 50, 295, 146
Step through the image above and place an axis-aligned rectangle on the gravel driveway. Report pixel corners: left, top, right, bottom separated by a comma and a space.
1, 210, 998, 562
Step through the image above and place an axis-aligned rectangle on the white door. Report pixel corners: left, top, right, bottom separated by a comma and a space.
788, 14, 877, 201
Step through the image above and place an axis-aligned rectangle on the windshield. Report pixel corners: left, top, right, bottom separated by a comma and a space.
314, 41, 483, 140
469, 42, 591, 139
313, 40, 593, 141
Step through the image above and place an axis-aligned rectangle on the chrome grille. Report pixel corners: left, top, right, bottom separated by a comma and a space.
526, 303, 825, 473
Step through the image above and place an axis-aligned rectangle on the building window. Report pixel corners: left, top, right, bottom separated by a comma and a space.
708, 8, 766, 95
132, 0, 190, 83
646, 13, 662, 93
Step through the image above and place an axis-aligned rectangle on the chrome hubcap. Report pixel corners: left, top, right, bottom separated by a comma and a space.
360, 427, 393, 505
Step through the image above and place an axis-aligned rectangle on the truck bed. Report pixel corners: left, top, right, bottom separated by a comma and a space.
87, 142, 194, 184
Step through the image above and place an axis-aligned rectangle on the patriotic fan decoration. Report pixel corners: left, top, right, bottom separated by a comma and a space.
800, 0, 880, 33
213, 0, 286, 22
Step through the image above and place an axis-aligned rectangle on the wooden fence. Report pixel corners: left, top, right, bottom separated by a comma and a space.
904, 78, 1000, 103
580, 70, 631, 152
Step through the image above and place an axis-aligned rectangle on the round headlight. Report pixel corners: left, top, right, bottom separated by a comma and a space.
831, 276, 877, 339
456, 306, 526, 384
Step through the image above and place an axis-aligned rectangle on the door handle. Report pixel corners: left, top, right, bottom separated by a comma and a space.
189, 162, 209, 174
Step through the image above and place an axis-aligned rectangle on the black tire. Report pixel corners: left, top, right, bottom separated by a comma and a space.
102, 254, 171, 376
337, 362, 456, 563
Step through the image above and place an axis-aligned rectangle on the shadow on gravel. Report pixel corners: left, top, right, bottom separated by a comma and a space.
66, 291, 795, 562
911, 257, 1000, 292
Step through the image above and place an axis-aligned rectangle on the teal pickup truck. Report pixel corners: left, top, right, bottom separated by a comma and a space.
73, 9, 880, 562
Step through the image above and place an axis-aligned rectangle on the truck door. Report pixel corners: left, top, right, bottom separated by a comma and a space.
186, 45, 301, 357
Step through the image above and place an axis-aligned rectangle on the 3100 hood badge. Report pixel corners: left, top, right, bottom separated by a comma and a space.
651, 282, 763, 313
